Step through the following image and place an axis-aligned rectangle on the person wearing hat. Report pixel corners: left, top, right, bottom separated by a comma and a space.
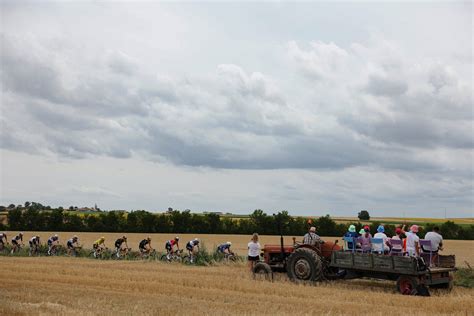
343, 225, 359, 250
389, 225, 406, 252
405, 225, 420, 256
303, 226, 322, 246
373, 225, 389, 253
358, 228, 372, 252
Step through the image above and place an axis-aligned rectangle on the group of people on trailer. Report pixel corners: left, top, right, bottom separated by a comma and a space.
302, 223, 444, 265
0, 232, 234, 263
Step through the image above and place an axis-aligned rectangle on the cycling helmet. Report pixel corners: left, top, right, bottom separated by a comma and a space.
19, 232, 24, 236
123, 235, 127, 240
101, 236, 105, 240
36, 235, 40, 238
73, 235, 78, 239
147, 236, 151, 241
175, 236, 180, 241
54, 234, 58, 238
226, 241, 232, 245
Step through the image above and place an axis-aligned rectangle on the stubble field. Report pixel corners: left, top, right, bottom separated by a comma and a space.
1, 232, 473, 315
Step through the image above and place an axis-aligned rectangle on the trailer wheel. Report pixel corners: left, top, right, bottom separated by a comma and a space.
253, 262, 273, 281
397, 276, 431, 296
287, 248, 323, 282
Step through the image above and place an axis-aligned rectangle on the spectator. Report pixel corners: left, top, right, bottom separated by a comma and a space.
358, 228, 371, 252
389, 226, 406, 252
343, 225, 359, 250
405, 225, 420, 256
303, 227, 322, 246
373, 225, 389, 253
424, 226, 443, 253
248, 233, 261, 271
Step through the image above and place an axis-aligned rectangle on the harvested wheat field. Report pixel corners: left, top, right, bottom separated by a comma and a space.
0, 256, 473, 316
5, 232, 474, 267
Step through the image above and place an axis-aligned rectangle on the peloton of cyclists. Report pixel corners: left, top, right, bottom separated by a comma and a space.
67, 235, 80, 256
186, 238, 200, 263
92, 236, 106, 258
165, 236, 180, 259
139, 236, 153, 257
29, 235, 41, 256
114, 235, 129, 258
11, 232, 24, 253
47, 234, 60, 255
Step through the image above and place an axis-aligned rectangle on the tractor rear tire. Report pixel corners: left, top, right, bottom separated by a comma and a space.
287, 248, 323, 282
253, 262, 273, 281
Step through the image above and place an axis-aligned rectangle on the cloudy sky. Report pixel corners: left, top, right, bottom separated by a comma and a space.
0, 1, 472, 217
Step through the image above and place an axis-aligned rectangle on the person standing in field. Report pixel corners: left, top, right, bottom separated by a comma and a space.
303, 227, 322, 246
405, 225, 420, 256
247, 233, 261, 271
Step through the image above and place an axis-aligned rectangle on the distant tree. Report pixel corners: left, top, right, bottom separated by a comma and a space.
24, 201, 31, 208
69, 206, 74, 211
7, 208, 24, 230
358, 210, 370, 220
8, 204, 15, 209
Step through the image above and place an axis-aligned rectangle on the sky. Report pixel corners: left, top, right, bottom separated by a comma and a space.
0, 1, 472, 218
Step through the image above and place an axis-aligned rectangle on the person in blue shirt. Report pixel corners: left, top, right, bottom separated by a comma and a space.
343, 225, 359, 250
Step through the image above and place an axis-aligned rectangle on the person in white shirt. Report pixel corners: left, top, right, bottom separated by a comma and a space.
405, 225, 420, 256
424, 227, 443, 253
373, 225, 389, 253
247, 233, 261, 271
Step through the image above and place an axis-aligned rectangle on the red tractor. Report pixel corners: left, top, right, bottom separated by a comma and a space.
254, 236, 341, 281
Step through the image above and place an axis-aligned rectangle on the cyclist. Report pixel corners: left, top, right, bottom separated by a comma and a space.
67, 235, 80, 256
165, 236, 180, 259
47, 234, 60, 255
0, 232, 8, 250
139, 236, 153, 257
93, 236, 106, 258
11, 232, 24, 253
29, 235, 41, 256
114, 235, 129, 258
217, 241, 233, 255
186, 238, 200, 263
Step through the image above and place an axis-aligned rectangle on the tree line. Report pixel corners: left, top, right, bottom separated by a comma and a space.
1, 203, 472, 240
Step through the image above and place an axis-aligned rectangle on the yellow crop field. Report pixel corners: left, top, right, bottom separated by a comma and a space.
0, 256, 473, 315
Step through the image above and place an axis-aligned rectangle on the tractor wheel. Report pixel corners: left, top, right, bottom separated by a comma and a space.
287, 248, 323, 282
253, 262, 273, 281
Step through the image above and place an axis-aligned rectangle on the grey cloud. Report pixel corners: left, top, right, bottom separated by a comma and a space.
365, 74, 407, 96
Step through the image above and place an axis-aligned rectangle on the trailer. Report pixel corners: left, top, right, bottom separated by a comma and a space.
330, 251, 456, 295
254, 239, 456, 296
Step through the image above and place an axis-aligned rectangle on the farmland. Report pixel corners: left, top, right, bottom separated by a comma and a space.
1, 255, 473, 315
